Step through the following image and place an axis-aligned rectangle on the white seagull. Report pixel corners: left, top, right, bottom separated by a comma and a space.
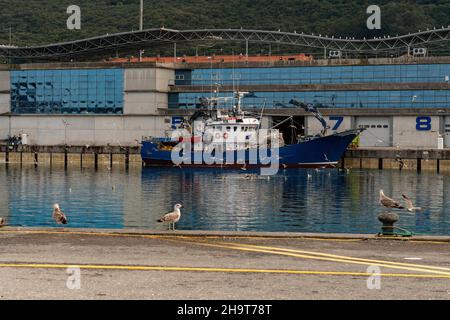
157, 204, 183, 231
52, 204, 68, 225
402, 194, 423, 213
379, 190, 404, 210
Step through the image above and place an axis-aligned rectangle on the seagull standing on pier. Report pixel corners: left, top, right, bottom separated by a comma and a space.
395, 154, 406, 170
52, 204, 68, 225
379, 190, 404, 210
157, 204, 183, 231
402, 194, 423, 213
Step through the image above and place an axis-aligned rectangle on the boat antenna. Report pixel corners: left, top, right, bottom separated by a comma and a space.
232, 50, 236, 95
258, 99, 267, 132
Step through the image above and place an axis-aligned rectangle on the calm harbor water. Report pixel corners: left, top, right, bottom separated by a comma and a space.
0, 165, 449, 236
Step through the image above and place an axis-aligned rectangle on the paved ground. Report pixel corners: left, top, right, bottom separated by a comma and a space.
0, 228, 449, 300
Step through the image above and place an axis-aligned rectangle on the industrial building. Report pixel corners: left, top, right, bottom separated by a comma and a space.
0, 28, 450, 149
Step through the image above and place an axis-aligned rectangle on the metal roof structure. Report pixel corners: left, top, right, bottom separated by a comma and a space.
1, 27, 450, 60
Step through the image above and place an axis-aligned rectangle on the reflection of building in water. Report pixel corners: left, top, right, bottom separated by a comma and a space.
0, 168, 10, 223
4, 166, 124, 228
138, 169, 285, 231
190, 173, 285, 231
131, 169, 196, 228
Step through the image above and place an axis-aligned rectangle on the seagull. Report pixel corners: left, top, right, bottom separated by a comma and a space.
157, 204, 183, 231
395, 154, 407, 170
402, 194, 423, 213
379, 190, 404, 210
52, 204, 68, 225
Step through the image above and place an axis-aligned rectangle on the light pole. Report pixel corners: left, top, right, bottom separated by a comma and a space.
139, 0, 144, 61
2, 27, 12, 65
140, 0, 144, 31
62, 119, 71, 146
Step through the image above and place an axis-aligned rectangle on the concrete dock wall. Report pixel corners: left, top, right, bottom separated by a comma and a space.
342, 148, 450, 172
0, 145, 140, 170
1, 145, 450, 173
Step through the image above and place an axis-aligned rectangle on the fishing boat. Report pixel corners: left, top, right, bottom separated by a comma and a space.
141, 92, 364, 169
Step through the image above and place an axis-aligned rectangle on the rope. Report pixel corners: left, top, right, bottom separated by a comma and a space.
377, 225, 414, 238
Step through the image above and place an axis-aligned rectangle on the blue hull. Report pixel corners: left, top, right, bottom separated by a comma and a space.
141, 129, 362, 168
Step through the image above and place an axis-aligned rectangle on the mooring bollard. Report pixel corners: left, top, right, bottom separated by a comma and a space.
125, 147, 130, 170
94, 153, 98, 171
378, 212, 399, 236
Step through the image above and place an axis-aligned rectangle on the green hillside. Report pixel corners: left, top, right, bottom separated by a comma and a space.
0, 0, 449, 54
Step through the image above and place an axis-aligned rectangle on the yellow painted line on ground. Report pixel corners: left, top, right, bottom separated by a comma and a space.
2, 229, 449, 244
0, 229, 360, 242
0, 230, 165, 240
409, 240, 450, 245
213, 241, 450, 273
2, 229, 450, 275
1, 263, 450, 279
169, 238, 450, 276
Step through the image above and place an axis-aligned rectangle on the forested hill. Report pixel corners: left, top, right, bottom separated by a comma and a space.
0, 0, 449, 46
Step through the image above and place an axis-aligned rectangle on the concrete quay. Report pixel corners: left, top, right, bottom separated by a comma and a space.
1, 145, 450, 172
343, 148, 450, 172
0, 228, 449, 300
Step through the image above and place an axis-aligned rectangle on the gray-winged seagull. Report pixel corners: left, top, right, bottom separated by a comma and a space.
52, 204, 68, 225
157, 204, 183, 231
379, 190, 404, 210
402, 194, 423, 212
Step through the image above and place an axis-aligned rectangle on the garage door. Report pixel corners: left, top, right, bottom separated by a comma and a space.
356, 117, 392, 147
445, 117, 450, 148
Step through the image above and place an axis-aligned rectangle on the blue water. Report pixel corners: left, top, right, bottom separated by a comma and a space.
0, 165, 449, 235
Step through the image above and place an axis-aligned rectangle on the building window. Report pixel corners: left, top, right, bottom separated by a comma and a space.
11, 69, 124, 115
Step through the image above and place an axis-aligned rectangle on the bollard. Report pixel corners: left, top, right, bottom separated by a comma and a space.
94, 153, 98, 171
378, 212, 399, 236
125, 147, 130, 170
